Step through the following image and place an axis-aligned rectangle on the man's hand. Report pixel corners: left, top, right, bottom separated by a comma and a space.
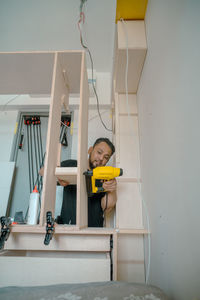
102, 178, 117, 193
58, 179, 69, 187
101, 178, 117, 214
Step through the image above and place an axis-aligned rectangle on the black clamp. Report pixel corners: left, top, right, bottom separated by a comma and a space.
44, 211, 55, 246
0, 216, 12, 250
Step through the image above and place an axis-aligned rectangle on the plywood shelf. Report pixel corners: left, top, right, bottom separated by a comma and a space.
10, 225, 148, 235
55, 167, 77, 184
0, 51, 83, 95
114, 21, 147, 93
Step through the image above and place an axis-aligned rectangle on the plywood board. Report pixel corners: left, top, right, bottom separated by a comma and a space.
0, 51, 83, 95
58, 51, 83, 94
114, 21, 147, 93
5, 233, 110, 252
0, 256, 110, 287
40, 53, 69, 224
118, 93, 138, 114
117, 21, 147, 49
117, 234, 145, 282
55, 167, 77, 184
76, 52, 89, 228
0, 52, 54, 94
118, 115, 140, 178
116, 182, 143, 228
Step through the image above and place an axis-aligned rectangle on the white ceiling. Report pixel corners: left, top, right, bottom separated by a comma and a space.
0, 0, 117, 73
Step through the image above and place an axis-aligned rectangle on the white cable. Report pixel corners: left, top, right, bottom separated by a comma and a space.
0, 95, 20, 112
120, 18, 151, 285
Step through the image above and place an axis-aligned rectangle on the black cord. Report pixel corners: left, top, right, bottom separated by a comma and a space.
103, 192, 108, 227
78, 13, 112, 132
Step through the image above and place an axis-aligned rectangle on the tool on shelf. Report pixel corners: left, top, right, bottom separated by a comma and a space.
0, 216, 12, 250
44, 211, 55, 246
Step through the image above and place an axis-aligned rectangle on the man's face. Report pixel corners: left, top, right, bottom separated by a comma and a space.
89, 142, 112, 169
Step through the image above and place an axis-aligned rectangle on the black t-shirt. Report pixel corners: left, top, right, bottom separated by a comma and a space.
59, 160, 105, 227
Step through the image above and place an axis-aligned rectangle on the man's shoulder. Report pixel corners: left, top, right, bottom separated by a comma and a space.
61, 159, 77, 167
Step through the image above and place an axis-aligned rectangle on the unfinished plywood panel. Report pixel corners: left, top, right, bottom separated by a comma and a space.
114, 21, 147, 93
116, 181, 143, 229
40, 52, 69, 224
117, 235, 145, 283
55, 167, 77, 184
5, 233, 110, 252
76, 52, 89, 228
118, 115, 140, 178
0, 52, 54, 94
0, 256, 110, 287
118, 93, 138, 115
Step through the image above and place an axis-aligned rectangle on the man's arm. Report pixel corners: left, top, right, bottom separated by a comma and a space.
101, 179, 117, 214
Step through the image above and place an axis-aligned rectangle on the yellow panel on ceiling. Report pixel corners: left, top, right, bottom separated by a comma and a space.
116, 0, 148, 22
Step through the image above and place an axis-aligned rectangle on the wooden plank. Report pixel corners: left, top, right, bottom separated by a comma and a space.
55, 167, 77, 184
5, 233, 110, 252
40, 53, 69, 225
116, 182, 143, 229
118, 93, 138, 114
114, 21, 147, 93
58, 51, 83, 94
0, 52, 54, 94
0, 256, 110, 286
117, 229, 148, 234
114, 92, 121, 165
117, 235, 145, 283
10, 225, 115, 235
0, 50, 83, 95
56, 143, 62, 167
76, 52, 89, 228
118, 115, 140, 178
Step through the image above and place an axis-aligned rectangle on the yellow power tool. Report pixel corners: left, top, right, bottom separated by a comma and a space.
84, 166, 123, 196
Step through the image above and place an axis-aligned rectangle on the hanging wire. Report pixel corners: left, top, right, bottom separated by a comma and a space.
0, 95, 20, 112
77, 5, 112, 132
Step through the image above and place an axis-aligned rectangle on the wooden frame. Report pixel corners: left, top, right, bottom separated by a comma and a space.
0, 18, 149, 284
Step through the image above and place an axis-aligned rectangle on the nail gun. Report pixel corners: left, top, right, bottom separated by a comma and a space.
84, 166, 123, 196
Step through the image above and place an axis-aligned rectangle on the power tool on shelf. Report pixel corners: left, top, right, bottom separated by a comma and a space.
84, 166, 123, 196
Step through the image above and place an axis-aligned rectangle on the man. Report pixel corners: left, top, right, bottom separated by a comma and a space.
58, 138, 117, 227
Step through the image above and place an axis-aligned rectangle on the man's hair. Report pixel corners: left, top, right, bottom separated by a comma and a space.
93, 138, 115, 156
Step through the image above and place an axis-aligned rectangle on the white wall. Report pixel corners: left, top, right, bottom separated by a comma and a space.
137, 0, 200, 299
0, 110, 18, 161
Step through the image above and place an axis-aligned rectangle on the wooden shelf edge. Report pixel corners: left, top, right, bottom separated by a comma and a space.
10, 225, 149, 235
115, 228, 149, 234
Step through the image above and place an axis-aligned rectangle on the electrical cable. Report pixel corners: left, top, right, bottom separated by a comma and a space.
0, 95, 20, 112
77, 6, 112, 132
120, 18, 151, 285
